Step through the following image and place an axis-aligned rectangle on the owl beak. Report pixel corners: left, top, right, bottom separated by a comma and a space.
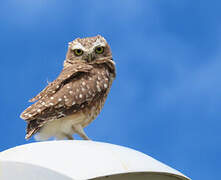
83, 52, 95, 62
87, 53, 95, 62
88, 54, 92, 62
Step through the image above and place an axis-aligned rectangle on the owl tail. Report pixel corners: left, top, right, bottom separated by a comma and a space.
25, 119, 44, 140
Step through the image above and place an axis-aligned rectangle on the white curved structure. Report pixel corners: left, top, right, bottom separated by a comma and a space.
0, 141, 190, 180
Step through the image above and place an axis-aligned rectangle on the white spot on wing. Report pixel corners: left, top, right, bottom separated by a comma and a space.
106, 70, 109, 77
96, 85, 101, 92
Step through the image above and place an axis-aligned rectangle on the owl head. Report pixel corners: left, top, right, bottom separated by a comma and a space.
64, 35, 112, 67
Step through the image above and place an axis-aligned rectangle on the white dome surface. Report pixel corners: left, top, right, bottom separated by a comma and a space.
0, 140, 190, 180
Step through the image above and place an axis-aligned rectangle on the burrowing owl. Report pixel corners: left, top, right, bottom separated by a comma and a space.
20, 35, 116, 141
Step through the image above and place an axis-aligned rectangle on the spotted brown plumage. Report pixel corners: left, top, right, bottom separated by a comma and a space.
20, 35, 116, 140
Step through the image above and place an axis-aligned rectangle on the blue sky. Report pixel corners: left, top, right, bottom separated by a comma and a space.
0, 0, 220, 179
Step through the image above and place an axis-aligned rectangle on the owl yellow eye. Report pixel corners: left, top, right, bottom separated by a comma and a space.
95, 46, 104, 54
73, 49, 84, 56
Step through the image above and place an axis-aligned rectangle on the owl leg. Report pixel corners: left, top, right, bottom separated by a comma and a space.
65, 134, 74, 140
72, 124, 91, 140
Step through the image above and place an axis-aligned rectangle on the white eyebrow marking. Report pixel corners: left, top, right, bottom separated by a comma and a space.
70, 42, 86, 51
93, 38, 106, 47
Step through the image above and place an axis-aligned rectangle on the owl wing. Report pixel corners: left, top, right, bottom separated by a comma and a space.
29, 61, 93, 102
20, 62, 93, 120
20, 64, 111, 122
